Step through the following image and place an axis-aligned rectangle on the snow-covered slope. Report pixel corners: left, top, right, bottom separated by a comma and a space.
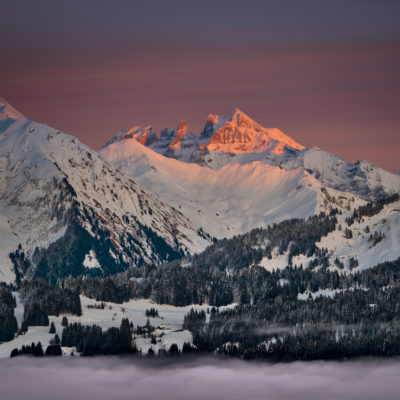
193, 147, 400, 199
0, 294, 236, 358
100, 138, 363, 239
258, 198, 400, 272
264, 148, 400, 200
0, 99, 211, 284
318, 200, 400, 271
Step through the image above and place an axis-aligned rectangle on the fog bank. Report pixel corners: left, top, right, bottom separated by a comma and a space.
1, 356, 400, 400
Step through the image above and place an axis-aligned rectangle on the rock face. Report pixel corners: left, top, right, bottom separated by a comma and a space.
200, 113, 230, 139
0, 99, 212, 284
205, 108, 304, 154
165, 119, 200, 161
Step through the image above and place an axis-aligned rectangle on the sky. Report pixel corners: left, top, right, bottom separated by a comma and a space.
0, 0, 399, 172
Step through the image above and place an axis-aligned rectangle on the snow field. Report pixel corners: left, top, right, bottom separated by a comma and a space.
0, 294, 236, 358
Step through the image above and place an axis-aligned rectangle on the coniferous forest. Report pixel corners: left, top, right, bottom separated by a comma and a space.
2, 202, 400, 360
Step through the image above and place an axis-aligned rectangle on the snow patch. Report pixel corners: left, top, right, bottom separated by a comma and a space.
297, 289, 344, 301
83, 250, 101, 269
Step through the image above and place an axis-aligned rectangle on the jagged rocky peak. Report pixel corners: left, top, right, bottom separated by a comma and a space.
165, 119, 199, 162
206, 108, 305, 154
231, 107, 256, 124
177, 118, 189, 132
200, 113, 229, 138
104, 107, 305, 157
169, 119, 190, 149
103, 125, 158, 148
122, 125, 157, 145
199, 108, 260, 140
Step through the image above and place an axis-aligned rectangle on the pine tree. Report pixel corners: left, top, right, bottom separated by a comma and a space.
169, 343, 179, 355
49, 321, 56, 334
54, 334, 60, 345
10, 348, 18, 358
45, 344, 62, 356
147, 348, 155, 356
119, 318, 132, 350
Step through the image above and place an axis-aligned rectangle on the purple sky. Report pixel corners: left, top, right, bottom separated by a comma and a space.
1, 0, 399, 172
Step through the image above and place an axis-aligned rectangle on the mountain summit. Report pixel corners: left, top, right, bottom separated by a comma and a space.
103, 108, 304, 164
204, 108, 304, 154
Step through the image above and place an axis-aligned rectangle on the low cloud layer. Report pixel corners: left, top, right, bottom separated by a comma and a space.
1, 356, 400, 400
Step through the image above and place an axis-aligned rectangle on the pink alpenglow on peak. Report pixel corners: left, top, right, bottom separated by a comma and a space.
201, 113, 230, 138
103, 125, 158, 148
207, 108, 305, 155
121, 126, 156, 146
102, 108, 305, 165
169, 119, 190, 150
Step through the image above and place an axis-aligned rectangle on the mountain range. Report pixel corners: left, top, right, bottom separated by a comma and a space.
100, 108, 400, 236
0, 98, 399, 284
103, 108, 400, 199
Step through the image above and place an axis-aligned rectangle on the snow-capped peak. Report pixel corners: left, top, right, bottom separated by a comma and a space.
0, 98, 26, 121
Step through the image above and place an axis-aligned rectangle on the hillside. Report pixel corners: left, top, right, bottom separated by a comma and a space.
100, 132, 363, 239
0, 99, 211, 284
